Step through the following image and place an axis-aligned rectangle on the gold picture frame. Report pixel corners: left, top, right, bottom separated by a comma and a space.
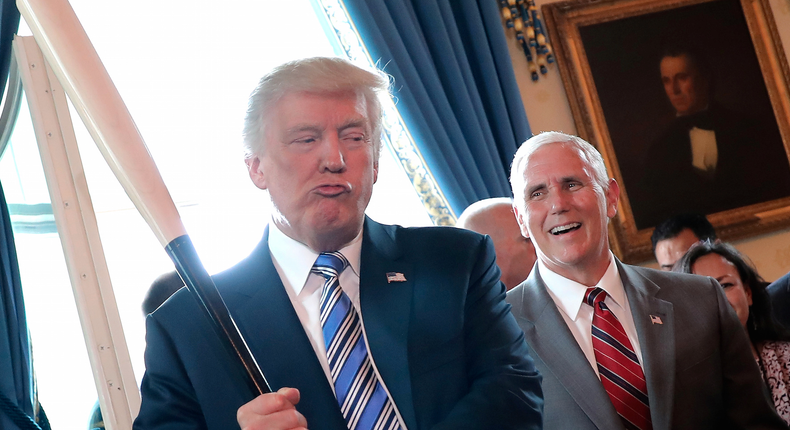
543, 0, 790, 263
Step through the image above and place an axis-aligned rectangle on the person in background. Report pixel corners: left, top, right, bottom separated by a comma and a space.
457, 197, 537, 290
141, 271, 185, 315
675, 241, 790, 424
650, 213, 716, 271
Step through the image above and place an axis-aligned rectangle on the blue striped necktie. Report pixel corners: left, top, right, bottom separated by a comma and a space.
312, 252, 402, 430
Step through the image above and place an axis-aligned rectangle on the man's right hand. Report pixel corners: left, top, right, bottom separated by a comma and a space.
237, 387, 308, 430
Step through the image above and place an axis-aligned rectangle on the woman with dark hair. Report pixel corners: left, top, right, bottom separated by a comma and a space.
675, 241, 790, 423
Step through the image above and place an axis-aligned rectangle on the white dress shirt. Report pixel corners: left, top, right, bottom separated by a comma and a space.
689, 127, 718, 173
539, 253, 645, 378
267, 222, 407, 428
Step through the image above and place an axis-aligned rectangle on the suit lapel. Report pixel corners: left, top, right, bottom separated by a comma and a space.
226, 230, 346, 429
618, 262, 675, 430
514, 268, 624, 430
358, 218, 417, 430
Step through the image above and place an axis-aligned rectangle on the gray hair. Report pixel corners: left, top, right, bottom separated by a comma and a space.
242, 57, 390, 159
509, 131, 610, 204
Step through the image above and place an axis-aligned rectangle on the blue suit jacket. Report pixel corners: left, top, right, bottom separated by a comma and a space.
133, 218, 543, 429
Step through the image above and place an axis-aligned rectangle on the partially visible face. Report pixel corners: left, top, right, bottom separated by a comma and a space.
513, 144, 619, 283
660, 54, 709, 116
245, 91, 378, 252
488, 206, 537, 290
691, 253, 752, 327
655, 228, 701, 271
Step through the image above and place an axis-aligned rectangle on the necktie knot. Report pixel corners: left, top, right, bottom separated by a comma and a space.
312, 252, 349, 280
585, 287, 607, 308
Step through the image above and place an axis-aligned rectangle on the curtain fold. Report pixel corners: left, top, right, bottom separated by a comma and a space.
342, 0, 531, 216
0, 180, 35, 430
0, 1, 36, 429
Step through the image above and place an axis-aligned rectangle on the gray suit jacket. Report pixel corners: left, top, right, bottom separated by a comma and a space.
507, 260, 786, 430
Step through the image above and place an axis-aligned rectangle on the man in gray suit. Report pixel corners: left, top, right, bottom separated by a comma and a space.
506, 131, 785, 429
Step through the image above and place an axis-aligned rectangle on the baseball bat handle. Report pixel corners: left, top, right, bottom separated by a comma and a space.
166, 235, 271, 395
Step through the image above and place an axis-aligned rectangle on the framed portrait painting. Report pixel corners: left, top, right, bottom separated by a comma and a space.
543, 0, 790, 262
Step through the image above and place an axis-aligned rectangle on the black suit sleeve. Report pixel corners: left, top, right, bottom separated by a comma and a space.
432, 237, 544, 430
133, 315, 208, 430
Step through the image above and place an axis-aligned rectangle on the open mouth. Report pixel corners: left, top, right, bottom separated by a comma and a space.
550, 223, 581, 235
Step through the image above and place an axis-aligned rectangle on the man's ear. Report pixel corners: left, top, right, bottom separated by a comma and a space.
512, 203, 530, 239
245, 155, 268, 190
605, 178, 620, 219
373, 160, 379, 184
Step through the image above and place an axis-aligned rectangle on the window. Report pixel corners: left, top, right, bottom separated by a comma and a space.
2, 1, 431, 427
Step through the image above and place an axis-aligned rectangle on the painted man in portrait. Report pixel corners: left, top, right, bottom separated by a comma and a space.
634, 42, 790, 228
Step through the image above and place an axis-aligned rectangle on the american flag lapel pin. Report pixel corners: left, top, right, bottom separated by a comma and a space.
386, 272, 406, 283
650, 314, 663, 325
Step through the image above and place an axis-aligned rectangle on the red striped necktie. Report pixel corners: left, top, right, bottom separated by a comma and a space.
584, 287, 652, 430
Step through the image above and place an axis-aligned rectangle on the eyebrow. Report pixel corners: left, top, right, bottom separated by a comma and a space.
526, 176, 581, 195
337, 119, 367, 133
559, 176, 582, 184
284, 124, 323, 136
526, 183, 546, 197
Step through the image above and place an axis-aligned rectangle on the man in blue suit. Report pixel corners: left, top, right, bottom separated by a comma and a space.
132, 57, 543, 430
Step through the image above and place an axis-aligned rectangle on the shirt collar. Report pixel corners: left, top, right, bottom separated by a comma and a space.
539, 252, 624, 320
268, 221, 362, 295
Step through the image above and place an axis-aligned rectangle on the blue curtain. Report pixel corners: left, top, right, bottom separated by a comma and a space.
0, 1, 39, 429
342, 0, 531, 216
0, 182, 36, 430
